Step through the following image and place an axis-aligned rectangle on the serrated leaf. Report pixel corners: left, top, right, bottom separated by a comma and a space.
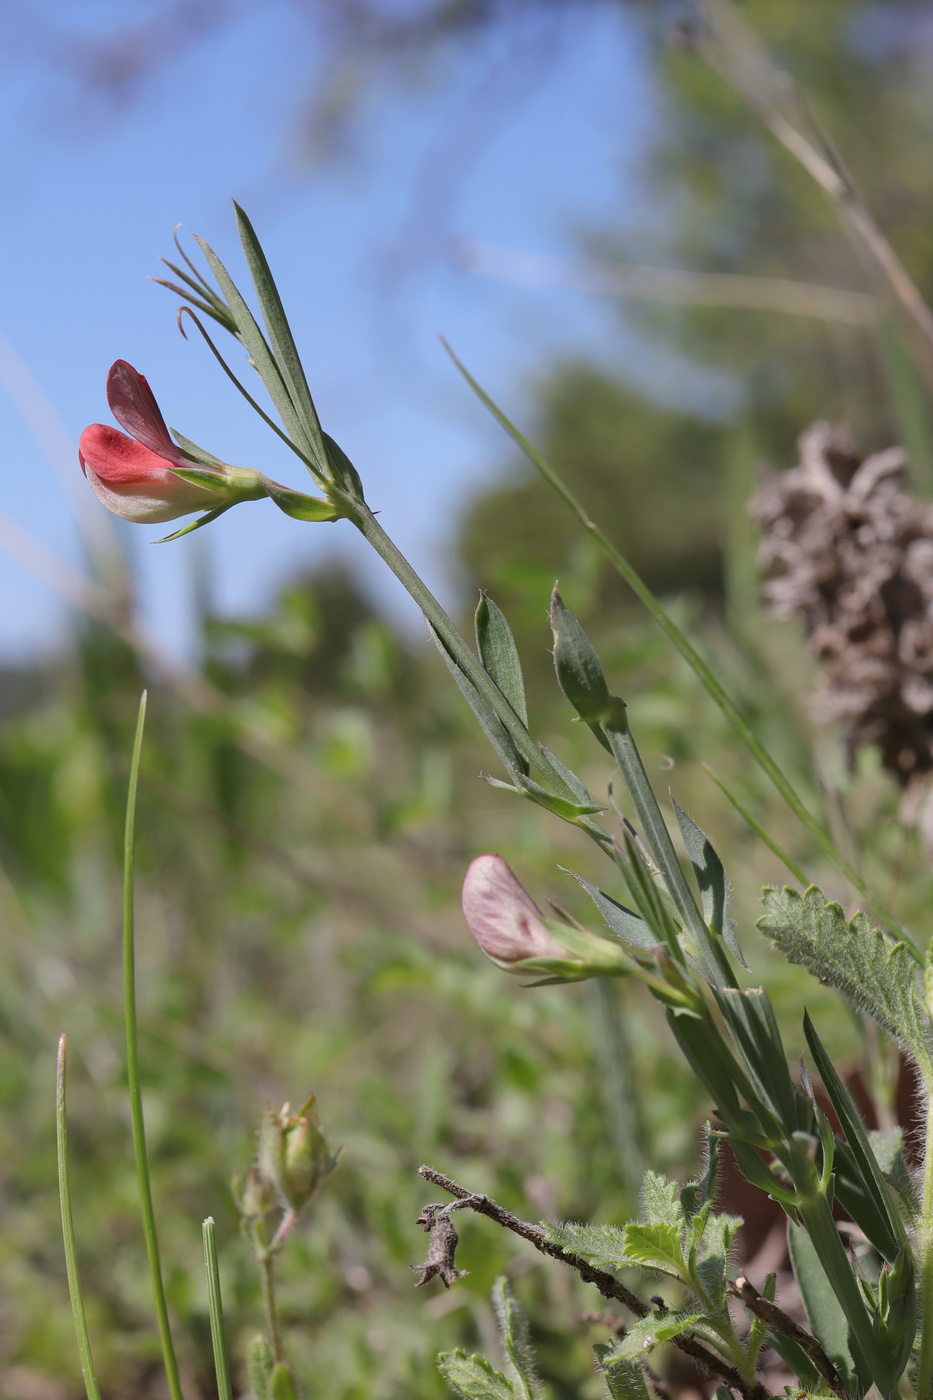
621, 1222, 685, 1279
759, 886, 931, 1076
593, 1346, 650, 1400
671, 799, 746, 967
492, 1278, 538, 1400
568, 872, 656, 950
641, 1172, 681, 1228
438, 1351, 516, 1400
601, 1311, 705, 1361
475, 594, 528, 728
542, 1220, 628, 1269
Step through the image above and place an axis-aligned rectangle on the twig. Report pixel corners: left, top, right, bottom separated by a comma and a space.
730, 1276, 844, 1398
418, 1167, 773, 1400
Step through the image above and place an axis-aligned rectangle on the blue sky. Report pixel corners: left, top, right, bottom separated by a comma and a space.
0, 1, 660, 660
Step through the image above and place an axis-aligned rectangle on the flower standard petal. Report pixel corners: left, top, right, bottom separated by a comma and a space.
105, 360, 185, 464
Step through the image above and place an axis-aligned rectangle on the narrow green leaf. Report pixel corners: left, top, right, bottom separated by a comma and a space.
233, 202, 329, 473
804, 1012, 905, 1259
438, 1350, 516, 1400
566, 871, 655, 951
713, 987, 808, 1135
604, 701, 730, 989
202, 1218, 233, 1400
122, 694, 184, 1400
475, 593, 528, 728
536, 745, 596, 806
492, 1279, 538, 1400
672, 800, 746, 968
701, 761, 808, 884
593, 1346, 650, 1400
787, 1221, 857, 1390
153, 505, 233, 544
549, 586, 611, 723
192, 235, 315, 465
760, 886, 930, 1077
56, 1035, 103, 1400
868, 1127, 918, 1222
485, 773, 604, 821
427, 622, 526, 776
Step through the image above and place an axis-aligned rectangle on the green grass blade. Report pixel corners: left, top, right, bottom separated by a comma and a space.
202, 1218, 234, 1400
443, 340, 905, 936
701, 762, 807, 885
56, 1034, 103, 1400
123, 691, 185, 1400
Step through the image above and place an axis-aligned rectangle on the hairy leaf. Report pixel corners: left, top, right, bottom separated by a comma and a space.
759, 886, 931, 1075
438, 1352, 516, 1400
492, 1279, 538, 1400
593, 1346, 650, 1400
542, 1220, 628, 1269
601, 1312, 705, 1362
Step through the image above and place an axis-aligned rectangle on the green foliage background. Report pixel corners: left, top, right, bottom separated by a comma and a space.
5, 3, 933, 1397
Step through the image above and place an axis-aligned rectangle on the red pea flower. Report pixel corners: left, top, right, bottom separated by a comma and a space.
79, 360, 265, 525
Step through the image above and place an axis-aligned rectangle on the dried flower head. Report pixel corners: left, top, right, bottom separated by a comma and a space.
753, 421, 933, 844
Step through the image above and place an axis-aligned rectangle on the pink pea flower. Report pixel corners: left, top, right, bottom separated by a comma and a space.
461, 854, 570, 973
79, 360, 264, 524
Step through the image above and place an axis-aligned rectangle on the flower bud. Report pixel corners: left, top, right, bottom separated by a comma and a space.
232, 1162, 277, 1220
257, 1094, 342, 1213
461, 854, 632, 981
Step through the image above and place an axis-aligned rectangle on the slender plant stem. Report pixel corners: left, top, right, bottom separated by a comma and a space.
348, 499, 614, 857
258, 1241, 284, 1364
123, 691, 184, 1400
443, 341, 909, 942
202, 1218, 234, 1400
701, 762, 807, 885
917, 1094, 933, 1400
56, 1034, 103, 1400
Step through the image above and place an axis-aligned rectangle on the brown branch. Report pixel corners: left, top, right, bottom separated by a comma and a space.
730, 1276, 845, 1398
418, 1166, 773, 1400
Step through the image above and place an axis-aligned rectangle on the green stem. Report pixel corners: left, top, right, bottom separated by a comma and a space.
56, 1034, 103, 1400
916, 1094, 933, 1400
444, 342, 909, 942
256, 1232, 285, 1365
348, 500, 614, 856
203, 1218, 234, 1400
585, 980, 644, 1201
123, 692, 184, 1400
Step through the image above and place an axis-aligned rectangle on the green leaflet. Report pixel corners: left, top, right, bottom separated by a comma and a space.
787, 1221, 857, 1391
600, 1311, 706, 1362
438, 1352, 516, 1400
759, 886, 932, 1080
542, 1219, 628, 1269
593, 1346, 651, 1400
475, 594, 528, 729
492, 1279, 538, 1400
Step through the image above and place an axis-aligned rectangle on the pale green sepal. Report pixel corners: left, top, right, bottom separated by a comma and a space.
567, 871, 656, 951
166, 465, 229, 492
154, 505, 233, 543
322, 432, 365, 501
169, 429, 228, 469
264, 478, 341, 523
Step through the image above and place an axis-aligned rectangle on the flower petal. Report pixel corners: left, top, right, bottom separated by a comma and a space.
79, 424, 220, 523
461, 854, 566, 969
106, 360, 185, 464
